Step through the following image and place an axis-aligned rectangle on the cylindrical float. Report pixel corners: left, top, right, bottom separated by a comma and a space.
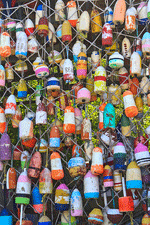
84, 170, 99, 199
71, 188, 83, 216
123, 90, 138, 118
91, 147, 103, 175
55, 184, 69, 211
50, 152, 64, 180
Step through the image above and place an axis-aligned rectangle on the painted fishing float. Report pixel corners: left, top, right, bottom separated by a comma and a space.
61, 211, 76, 225
15, 168, 31, 225
84, 170, 99, 199
50, 152, 64, 180
55, 184, 69, 211
91, 147, 103, 175
71, 188, 83, 216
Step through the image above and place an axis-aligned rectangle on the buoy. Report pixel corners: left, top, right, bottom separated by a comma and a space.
28, 151, 42, 179
47, 77, 60, 92
107, 208, 123, 224
38, 215, 51, 225
12, 106, 22, 128
38, 16, 48, 37
5, 94, 16, 116
50, 152, 64, 180
17, 79, 27, 98
125, 7, 136, 32
48, 50, 62, 64
25, 18, 34, 37
6, 168, 17, 189
99, 103, 106, 130
62, 20, 72, 43
126, 161, 142, 189
55, 184, 69, 211
103, 165, 113, 187
94, 66, 107, 94
34, 63, 49, 78
91, 147, 103, 175
137, 1, 147, 25
134, 143, 150, 167
15, 32, 28, 58
35, 4, 43, 28
5, 62, 14, 82
74, 108, 83, 134
101, 129, 117, 146
77, 87, 91, 104
108, 84, 121, 106
0, 133, 11, 161
103, 103, 115, 129
84, 170, 99, 199
68, 155, 86, 177
21, 151, 30, 170
130, 51, 141, 76
16, 220, 33, 225
28, 36, 38, 53
67, 0, 78, 27
121, 114, 131, 136
113, 0, 126, 25
72, 40, 86, 63
19, 117, 33, 140
118, 177, 134, 212
122, 37, 131, 58
55, 0, 65, 21
16, 22, 24, 39
104, 7, 114, 27
39, 168, 53, 194
118, 67, 129, 90
77, 52, 87, 80
71, 189, 83, 216
32, 186, 44, 214
91, 51, 100, 71
109, 52, 124, 69
84, 140, 93, 162
0, 108, 6, 133
140, 76, 149, 94
0, 65, 5, 87
123, 90, 138, 118
15, 168, 31, 225
61, 211, 76, 225
88, 208, 103, 224
47, 22, 56, 44
35, 139, 48, 153
63, 106, 75, 134
142, 214, 150, 225
0, 32, 11, 58
22, 136, 36, 148
79, 11, 90, 33
142, 32, 150, 60
102, 23, 112, 46
56, 24, 62, 39
81, 118, 92, 140
15, 60, 27, 73
63, 59, 74, 81
114, 170, 122, 191
91, 8, 102, 33
35, 102, 47, 125
114, 142, 126, 171
13, 145, 22, 161
49, 125, 60, 148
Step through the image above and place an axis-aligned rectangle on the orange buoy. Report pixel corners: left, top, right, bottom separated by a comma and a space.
28, 151, 42, 179
123, 90, 138, 118
113, 0, 126, 25
63, 106, 75, 134
91, 147, 103, 175
0, 107, 6, 133
50, 152, 64, 180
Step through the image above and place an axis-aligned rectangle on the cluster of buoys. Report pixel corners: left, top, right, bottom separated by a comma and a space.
0, 0, 150, 224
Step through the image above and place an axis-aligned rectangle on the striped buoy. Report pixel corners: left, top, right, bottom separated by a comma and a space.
94, 66, 106, 94
50, 125, 60, 148
15, 32, 28, 58
16, 22, 24, 39
114, 170, 122, 191
67, 0, 78, 27
84, 170, 99, 199
103, 165, 113, 187
50, 152, 64, 180
28, 151, 42, 179
55, 184, 69, 211
88, 208, 103, 224
137, 2, 147, 25
15, 168, 31, 205
71, 189, 83, 216
134, 143, 150, 167
35, 4, 43, 28
17, 79, 27, 98
39, 168, 53, 194
38, 16, 48, 37
77, 52, 87, 80
109, 52, 124, 69
123, 90, 138, 118
126, 161, 142, 189
25, 18, 34, 37
99, 103, 106, 130
91, 147, 103, 175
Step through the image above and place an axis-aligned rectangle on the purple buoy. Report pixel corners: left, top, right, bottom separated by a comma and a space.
0, 133, 11, 161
